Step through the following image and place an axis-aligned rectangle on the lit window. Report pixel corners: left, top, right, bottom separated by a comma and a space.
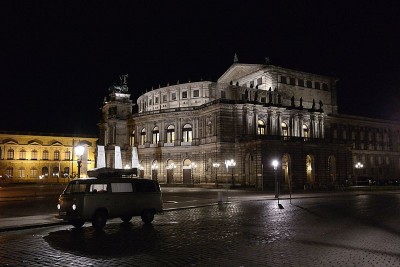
64, 151, 71, 160
152, 127, 160, 144
6, 167, 13, 177
31, 150, 38, 160
281, 123, 288, 137
182, 124, 193, 142
18, 168, 25, 178
30, 168, 38, 178
19, 149, 26, 159
7, 149, 14, 159
130, 131, 135, 146
257, 120, 266, 135
54, 150, 60, 160
303, 125, 309, 138
140, 128, 146, 145
166, 125, 175, 143
43, 150, 49, 160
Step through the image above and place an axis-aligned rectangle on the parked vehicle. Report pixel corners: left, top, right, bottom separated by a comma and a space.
56, 177, 163, 230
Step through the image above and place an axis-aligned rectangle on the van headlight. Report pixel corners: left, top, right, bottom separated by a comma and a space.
72, 204, 77, 210
57, 204, 61, 210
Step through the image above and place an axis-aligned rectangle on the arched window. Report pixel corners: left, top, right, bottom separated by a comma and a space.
43, 150, 49, 160
31, 150, 38, 160
18, 167, 25, 178
166, 125, 175, 143
30, 167, 38, 178
281, 122, 288, 137
257, 120, 266, 135
182, 124, 193, 143
303, 125, 309, 138
140, 128, 146, 145
54, 150, 60, 160
53, 167, 59, 177
152, 127, 159, 144
42, 167, 49, 177
7, 149, 14, 159
130, 131, 135, 146
6, 167, 13, 178
19, 149, 26, 159
64, 151, 71, 160
64, 167, 70, 177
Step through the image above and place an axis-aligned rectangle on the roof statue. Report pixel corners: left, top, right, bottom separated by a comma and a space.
109, 74, 129, 93
234, 53, 239, 63
265, 57, 271, 65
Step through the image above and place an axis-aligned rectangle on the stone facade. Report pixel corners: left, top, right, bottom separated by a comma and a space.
0, 133, 97, 182
98, 63, 400, 190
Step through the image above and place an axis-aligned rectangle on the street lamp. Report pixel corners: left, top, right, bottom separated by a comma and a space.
355, 162, 364, 186
225, 159, 236, 187
272, 159, 279, 198
212, 162, 220, 187
75, 145, 84, 178
191, 162, 197, 184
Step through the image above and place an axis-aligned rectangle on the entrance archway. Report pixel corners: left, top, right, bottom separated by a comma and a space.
166, 159, 176, 184
245, 153, 256, 186
151, 160, 158, 181
282, 153, 291, 185
182, 159, 192, 184
306, 155, 315, 184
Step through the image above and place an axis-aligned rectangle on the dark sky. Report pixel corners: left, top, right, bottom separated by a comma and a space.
1, 1, 400, 135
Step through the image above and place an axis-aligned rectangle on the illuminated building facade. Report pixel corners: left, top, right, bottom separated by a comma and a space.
98, 61, 400, 190
0, 132, 97, 182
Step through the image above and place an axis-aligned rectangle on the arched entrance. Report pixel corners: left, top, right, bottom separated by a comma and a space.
151, 160, 158, 181
328, 155, 337, 184
182, 159, 192, 184
245, 153, 256, 186
282, 153, 291, 186
306, 155, 315, 185
166, 159, 176, 184
139, 160, 144, 178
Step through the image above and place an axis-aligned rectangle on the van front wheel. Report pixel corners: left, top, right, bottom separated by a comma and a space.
141, 210, 155, 224
92, 210, 108, 230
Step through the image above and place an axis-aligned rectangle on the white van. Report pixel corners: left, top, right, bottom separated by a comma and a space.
57, 177, 163, 230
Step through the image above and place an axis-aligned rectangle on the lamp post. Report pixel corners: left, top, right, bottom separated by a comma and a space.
225, 159, 236, 187
212, 162, 220, 187
75, 145, 84, 178
272, 160, 279, 198
355, 162, 364, 186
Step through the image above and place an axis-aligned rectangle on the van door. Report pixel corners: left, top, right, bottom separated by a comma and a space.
110, 182, 135, 217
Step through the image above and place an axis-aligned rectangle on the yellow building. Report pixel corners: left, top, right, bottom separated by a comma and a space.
0, 132, 97, 183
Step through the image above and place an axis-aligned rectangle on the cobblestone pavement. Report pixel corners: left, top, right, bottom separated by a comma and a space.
1, 193, 400, 266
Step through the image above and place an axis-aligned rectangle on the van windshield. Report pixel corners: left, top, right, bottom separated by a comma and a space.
64, 182, 87, 194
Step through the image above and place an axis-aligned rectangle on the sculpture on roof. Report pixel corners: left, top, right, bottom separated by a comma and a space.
109, 74, 129, 93
234, 53, 239, 63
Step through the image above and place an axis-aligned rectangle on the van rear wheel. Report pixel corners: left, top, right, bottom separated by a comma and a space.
141, 210, 155, 224
92, 210, 108, 230
71, 219, 85, 228
121, 215, 132, 223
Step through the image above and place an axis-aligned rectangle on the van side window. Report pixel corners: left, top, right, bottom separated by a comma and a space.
65, 182, 87, 194
90, 183, 108, 193
135, 181, 157, 192
111, 182, 133, 193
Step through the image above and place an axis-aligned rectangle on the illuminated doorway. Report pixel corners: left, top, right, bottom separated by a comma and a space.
306, 155, 315, 183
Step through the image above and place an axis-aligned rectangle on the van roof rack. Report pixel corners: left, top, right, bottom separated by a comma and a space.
87, 167, 138, 179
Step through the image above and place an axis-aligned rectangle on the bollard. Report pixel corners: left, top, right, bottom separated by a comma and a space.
218, 191, 223, 204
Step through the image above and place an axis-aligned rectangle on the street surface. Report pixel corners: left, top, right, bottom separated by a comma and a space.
0, 191, 400, 266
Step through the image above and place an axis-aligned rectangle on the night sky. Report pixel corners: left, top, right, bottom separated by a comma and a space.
1, 1, 400, 135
